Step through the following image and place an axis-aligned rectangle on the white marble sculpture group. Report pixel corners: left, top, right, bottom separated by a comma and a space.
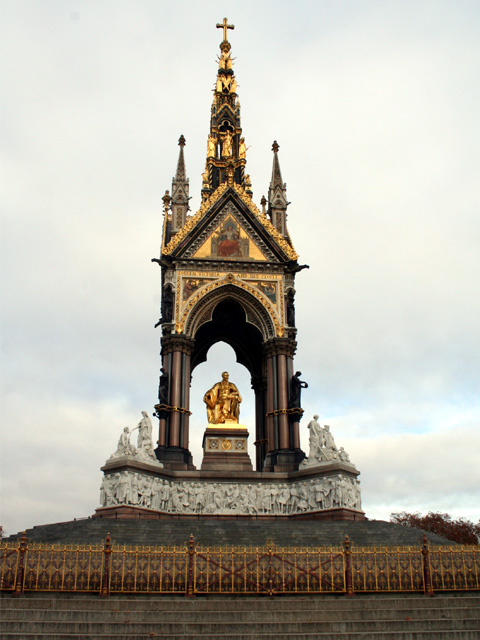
109, 411, 162, 466
301, 415, 353, 467
100, 471, 361, 515
101, 411, 361, 515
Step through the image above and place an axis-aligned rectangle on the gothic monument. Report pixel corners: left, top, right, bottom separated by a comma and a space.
96, 19, 364, 521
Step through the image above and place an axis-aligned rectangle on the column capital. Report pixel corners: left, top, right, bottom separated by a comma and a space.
263, 337, 297, 358
161, 334, 195, 356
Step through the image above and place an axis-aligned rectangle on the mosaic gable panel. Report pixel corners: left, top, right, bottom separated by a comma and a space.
186, 202, 273, 262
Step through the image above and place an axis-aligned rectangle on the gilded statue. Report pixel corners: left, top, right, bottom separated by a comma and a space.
238, 137, 246, 159
221, 131, 233, 157
207, 134, 216, 158
204, 371, 242, 424
218, 51, 233, 71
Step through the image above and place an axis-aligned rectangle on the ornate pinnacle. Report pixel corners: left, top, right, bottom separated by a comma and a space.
272, 140, 280, 153
178, 135, 186, 147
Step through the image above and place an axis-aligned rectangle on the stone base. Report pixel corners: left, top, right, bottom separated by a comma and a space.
154, 446, 196, 471
201, 425, 253, 471
263, 449, 306, 472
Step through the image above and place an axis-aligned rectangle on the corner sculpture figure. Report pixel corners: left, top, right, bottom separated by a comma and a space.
155, 286, 173, 327
135, 411, 156, 460
203, 371, 242, 424
286, 290, 296, 327
109, 426, 136, 459
307, 414, 323, 460
289, 371, 308, 409
321, 425, 338, 460
302, 415, 354, 468
158, 367, 169, 404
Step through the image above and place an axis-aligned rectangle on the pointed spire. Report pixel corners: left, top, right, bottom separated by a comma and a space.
171, 135, 189, 234
175, 134, 187, 182
268, 141, 288, 237
202, 19, 248, 200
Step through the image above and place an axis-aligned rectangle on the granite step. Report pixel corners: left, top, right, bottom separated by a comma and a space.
6, 517, 454, 547
1, 632, 479, 640
2, 618, 480, 633
1, 604, 479, 622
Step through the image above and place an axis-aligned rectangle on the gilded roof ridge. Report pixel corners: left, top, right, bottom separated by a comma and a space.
232, 183, 298, 261
163, 182, 298, 261
162, 183, 228, 255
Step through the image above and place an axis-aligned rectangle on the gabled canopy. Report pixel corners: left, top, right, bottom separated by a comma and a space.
162, 184, 298, 263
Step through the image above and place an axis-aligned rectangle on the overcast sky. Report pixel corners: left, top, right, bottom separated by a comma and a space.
1, 1, 479, 537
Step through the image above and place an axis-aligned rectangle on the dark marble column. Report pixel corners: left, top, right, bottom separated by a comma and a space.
265, 355, 275, 455
182, 351, 192, 450
155, 334, 195, 470
262, 337, 303, 471
277, 353, 289, 449
252, 373, 267, 471
169, 350, 182, 447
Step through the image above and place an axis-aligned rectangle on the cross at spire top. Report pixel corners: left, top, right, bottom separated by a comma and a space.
216, 17, 234, 42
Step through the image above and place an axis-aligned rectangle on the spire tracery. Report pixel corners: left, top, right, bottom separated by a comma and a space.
201, 19, 250, 201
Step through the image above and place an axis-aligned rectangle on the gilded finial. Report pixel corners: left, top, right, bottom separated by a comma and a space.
272, 140, 279, 153
260, 195, 267, 216
216, 17, 234, 42
178, 135, 186, 147
162, 190, 172, 214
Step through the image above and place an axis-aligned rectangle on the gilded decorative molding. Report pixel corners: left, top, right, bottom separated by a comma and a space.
232, 184, 298, 261
163, 182, 298, 264
176, 273, 284, 337
162, 183, 229, 255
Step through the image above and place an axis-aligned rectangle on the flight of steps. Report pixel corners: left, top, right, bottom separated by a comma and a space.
8, 517, 453, 547
1, 592, 479, 639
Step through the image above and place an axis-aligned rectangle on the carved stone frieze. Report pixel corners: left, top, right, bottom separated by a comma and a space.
99, 472, 362, 515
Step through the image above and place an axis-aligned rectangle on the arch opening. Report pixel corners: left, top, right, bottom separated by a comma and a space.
189, 341, 255, 468
191, 298, 264, 379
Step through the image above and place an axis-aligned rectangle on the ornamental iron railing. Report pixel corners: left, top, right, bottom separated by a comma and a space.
1, 532, 478, 596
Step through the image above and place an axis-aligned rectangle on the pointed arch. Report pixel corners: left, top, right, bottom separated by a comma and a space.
185, 282, 276, 343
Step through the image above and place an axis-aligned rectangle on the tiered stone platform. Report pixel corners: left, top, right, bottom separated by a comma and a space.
8, 517, 454, 547
1, 592, 479, 639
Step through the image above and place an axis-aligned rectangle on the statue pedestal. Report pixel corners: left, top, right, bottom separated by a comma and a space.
201, 423, 253, 471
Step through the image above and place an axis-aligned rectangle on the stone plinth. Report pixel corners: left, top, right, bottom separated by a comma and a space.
201, 423, 253, 471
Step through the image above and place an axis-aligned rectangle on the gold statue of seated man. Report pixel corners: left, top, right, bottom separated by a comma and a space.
203, 371, 242, 424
